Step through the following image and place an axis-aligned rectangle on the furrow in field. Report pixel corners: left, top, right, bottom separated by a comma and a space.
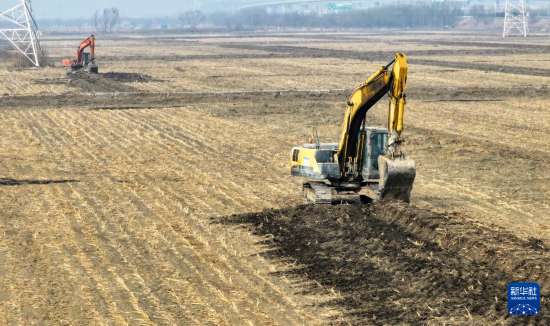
128, 108, 295, 199
408, 99, 550, 155
83, 109, 324, 324
0, 110, 37, 325
111, 110, 270, 210
39, 110, 233, 324
54, 109, 268, 324
69, 183, 213, 325
0, 112, 111, 325
46, 111, 211, 324
26, 110, 158, 325
111, 109, 330, 320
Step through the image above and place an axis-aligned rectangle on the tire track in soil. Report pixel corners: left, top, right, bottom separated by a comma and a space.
91, 109, 325, 324
25, 110, 157, 325
56, 109, 320, 324
39, 110, 231, 325
1, 110, 112, 325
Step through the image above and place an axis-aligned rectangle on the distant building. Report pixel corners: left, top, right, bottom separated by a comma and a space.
119, 20, 134, 29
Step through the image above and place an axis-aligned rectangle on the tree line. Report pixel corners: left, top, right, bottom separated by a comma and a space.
92, 8, 120, 33
34, 4, 549, 32
209, 5, 465, 30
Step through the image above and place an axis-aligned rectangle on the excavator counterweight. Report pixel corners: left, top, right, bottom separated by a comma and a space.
290, 53, 416, 204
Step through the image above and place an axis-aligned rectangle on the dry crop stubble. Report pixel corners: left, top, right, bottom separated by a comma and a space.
8, 106, 328, 324
50, 110, 240, 324
1, 31, 549, 324
95, 109, 332, 323
67, 112, 264, 324
27, 111, 150, 324
417, 53, 550, 69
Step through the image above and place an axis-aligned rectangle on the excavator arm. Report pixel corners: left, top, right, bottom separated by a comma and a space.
386, 53, 407, 157
75, 35, 95, 65
337, 54, 408, 175
337, 53, 415, 201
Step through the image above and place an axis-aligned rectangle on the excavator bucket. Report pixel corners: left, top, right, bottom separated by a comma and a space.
378, 155, 416, 202
86, 64, 99, 74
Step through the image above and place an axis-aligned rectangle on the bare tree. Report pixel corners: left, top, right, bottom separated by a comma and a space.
92, 11, 100, 32
100, 7, 120, 33
470, 5, 486, 26
178, 11, 204, 31
101, 9, 110, 33
109, 8, 120, 32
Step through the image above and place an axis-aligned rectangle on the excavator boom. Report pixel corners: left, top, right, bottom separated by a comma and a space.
337, 59, 393, 173
75, 35, 95, 65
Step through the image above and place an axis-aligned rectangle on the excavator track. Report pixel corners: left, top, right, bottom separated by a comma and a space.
303, 181, 332, 204
303, 181, 364, 204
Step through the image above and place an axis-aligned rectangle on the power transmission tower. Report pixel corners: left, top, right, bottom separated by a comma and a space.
0, 0, 43, 66
503, 0, 528, 37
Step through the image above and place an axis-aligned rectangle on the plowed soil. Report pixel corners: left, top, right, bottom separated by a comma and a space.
67, 71, 139, 92
221, 201, 550, 324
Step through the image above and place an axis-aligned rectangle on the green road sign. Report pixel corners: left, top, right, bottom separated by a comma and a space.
328, 3, 353, 11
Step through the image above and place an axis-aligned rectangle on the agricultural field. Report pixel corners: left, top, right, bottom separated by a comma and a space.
0, 31, 549, 324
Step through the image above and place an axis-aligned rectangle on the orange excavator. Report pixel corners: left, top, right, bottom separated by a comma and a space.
62, 35, 98, 74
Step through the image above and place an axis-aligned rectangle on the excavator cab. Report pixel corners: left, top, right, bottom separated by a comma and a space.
290, 126, 414, 204
362, 127, 388, 180
82, 53, 91, 66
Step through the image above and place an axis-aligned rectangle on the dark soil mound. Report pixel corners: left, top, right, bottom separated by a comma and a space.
219, 201, 549, 325
101, 72, 158, 83
33, 78, 67, 85
67, 71, 138, 93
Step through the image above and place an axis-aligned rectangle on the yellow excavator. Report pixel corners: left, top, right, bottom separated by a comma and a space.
290, 53, 416, 204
